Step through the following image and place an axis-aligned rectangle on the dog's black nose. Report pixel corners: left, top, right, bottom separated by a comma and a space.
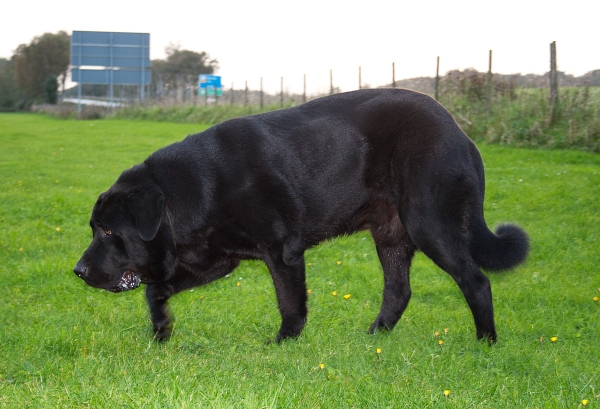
74, 261, 87, 278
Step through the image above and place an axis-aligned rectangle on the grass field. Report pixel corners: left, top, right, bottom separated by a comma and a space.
0, 113, 599, 408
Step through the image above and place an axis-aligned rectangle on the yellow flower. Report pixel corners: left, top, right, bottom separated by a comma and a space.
336, 261, 341, 265
444, 328, 449, 334
19, 248, 23, 252
307, 289, 312, 294
582, 399, 589, 406
593, 296, 599, 302
376, 348, 382, 354
438, 340, 444, 345
550, 336, 558, 342
332, 291, 338, 296
307, 263, 312, 267
236, 281, 241, 287
434, 331, 440, 337
56, 227, 61, 232
343, 294, 351, 299
444, 390, 450, 397
319, 363, 325, 369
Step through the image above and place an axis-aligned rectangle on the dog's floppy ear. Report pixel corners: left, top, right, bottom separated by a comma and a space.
127, 187, 165, 241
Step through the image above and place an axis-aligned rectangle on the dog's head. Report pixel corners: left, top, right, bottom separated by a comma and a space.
74, 165, 178, 292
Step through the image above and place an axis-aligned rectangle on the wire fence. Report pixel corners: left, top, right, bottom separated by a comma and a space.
64, 41, 599, 111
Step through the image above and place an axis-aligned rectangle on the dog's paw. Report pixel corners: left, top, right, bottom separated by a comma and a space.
367, 317, 394, 334
153, 324, 172, 342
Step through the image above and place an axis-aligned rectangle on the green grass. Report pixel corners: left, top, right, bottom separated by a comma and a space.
440, 86, 600, 153
1, 113, 599, 408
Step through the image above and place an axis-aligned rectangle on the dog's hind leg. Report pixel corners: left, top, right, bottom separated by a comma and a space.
368, 214, 417, 334
405, 216, 498, 342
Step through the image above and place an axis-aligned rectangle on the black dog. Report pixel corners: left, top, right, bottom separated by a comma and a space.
74, 88, 528, 343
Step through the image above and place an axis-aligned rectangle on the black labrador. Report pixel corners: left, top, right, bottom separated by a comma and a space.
74, 88, 529, 343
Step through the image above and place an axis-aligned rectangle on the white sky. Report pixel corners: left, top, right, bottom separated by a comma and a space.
2, 0, 598, 95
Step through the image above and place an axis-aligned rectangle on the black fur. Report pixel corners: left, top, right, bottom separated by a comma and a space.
74, 88, 529, 343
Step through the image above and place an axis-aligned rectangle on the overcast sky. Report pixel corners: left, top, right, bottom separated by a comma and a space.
2, 0, 598, 95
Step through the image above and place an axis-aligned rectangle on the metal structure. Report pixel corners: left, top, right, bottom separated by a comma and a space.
71, 31, 151, 115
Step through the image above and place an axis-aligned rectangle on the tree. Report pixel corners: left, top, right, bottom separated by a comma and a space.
44, 74, 59, 104
151, 44, 218, 100
0, 57, 26, 111
13, 31, 70, 102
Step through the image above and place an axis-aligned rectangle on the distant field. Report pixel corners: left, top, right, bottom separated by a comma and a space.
0, 114, 599, 408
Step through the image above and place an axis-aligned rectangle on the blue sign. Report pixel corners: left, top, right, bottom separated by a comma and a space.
70, 31, 151, 115
198, 74, 222, 96
71, 68, 151, 85
71, 31, 151, 84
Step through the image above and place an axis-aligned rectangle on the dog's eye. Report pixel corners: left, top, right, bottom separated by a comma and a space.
102, 229, 112, 236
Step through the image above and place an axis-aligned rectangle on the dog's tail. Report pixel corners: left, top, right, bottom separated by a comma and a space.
470, 220, 529, 271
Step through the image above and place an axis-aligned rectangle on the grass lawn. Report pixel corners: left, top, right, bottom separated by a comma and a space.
0, 113, 599, 408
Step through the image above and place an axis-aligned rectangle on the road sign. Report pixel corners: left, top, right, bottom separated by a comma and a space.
71, 31, 151, 115
198, 74, 222, 96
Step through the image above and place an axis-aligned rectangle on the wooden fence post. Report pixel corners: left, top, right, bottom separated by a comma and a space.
303, 74, 307, 104
435, 56, 440, 100
549, 41, 559, 123
260, 77, 264, 109
330, 69, 334, 95
486, 50, 493, 113
359, 66, 362, 90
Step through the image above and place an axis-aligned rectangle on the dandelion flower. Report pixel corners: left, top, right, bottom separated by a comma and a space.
307, 289, 312, 294
236, 281, 241, 287
332, 291, 338, 296
319, 363, 325, 369
550, 336, 558, 342
593, 297, 599, 302
336, 261, 342, 265
434, 331, 440, 337
444, 328, 449, 334
376, 348, 382, 354
308, 263, 312, 267
438, 340, 444, 345
56, 227, 61, 232
343, 294, 351, 299
582, 399, 589, 406
444, 390, 450, 397
19, 248, 23, 252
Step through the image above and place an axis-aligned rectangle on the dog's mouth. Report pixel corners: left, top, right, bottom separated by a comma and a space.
110, 270, 141, 292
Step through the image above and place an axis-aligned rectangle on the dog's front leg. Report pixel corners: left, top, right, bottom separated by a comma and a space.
264, 248, 308, 343
145, 283, 175, 341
